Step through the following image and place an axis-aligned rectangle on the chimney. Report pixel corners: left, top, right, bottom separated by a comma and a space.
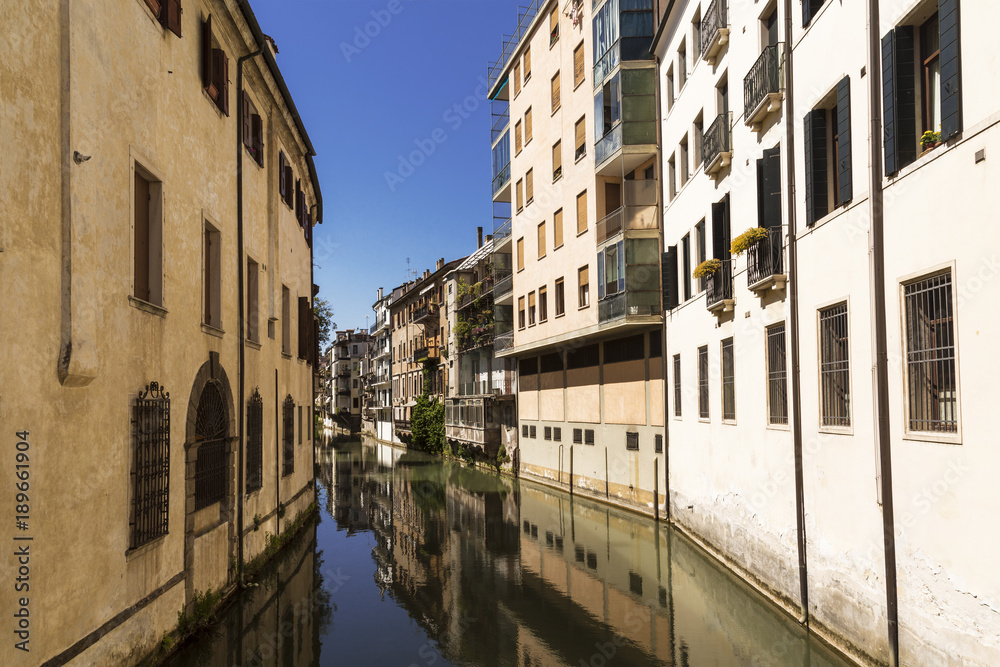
436, 258, 444, 271
485, 234, 493, 244
477, 226, 483, 248
423, 269, 430, 280
377, 286, 383, 300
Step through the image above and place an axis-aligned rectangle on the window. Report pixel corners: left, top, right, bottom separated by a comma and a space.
819, 303, 851, 427
673, 354, 682, 416
578, 266, 590, 307
805, 77, 852, 225
605, 335, 644, 364
528, 291, 536, 326
679, 135, 689, 186
920, 13, 941, 135
595, 73, 621, 139
194, 381, 228, 510
693, 113, 704, 168
298, 406, 303, 443
247, 257, 260, 342
203, 221, 221, 328
544, 426, 552, 441
298, 296, 311, 361
537, 221, 546, 258
522, 424, 529, 438
514, 60, 521, 97
525, 108, 533, 145
598, 240, 624, 300
516, 178, 524, 212
681, 233, 692, 301
667, 155, 676, 200
551, 71, 561, 112
282, 395, 294, 476
698, 346, 709, 419
655, 433, 663, 453
281, 285, 291, 354
802, 0, 827, 27
515, 120, 523, 154
573, 428, 583, 444
241, 92, 264, 167
201, 16, 230, 115
539, 286, 548, 322
550, 7, 560, 44
576, 190, 588, 234
554, 427, 562, 442
692, 10, 702, 59
130, 382, 170, 549
585, 429, 595, 445
573, 42, 585, 88
553, 209, 563, 248
555, 278, 565, 316
526, 169, 534, 204
530, 425, 537, 439
626, 432, 639, 451
767, 323, 789, 425
278, 151, 294, 209
518, 296, 526, 329
133, 163, 163, 306
142, 0, 182, 35
903, 271, 957, 433
695, 220, 707, 291
517, 237, 525, 271
552, 141, 562, 180
678, 39, 687, 89
721, 338, 735, 421
575, 117, 586, 160
666, 66, 675, 111
246, 388, 263, 493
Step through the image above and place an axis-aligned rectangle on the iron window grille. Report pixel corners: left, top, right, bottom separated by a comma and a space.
522, 424, 529, 437
655, 433, 663, 453
573, 428, 583, 444
673, 354, 682, 416
554, 427, 562, 442
246, 388, 264, 493
194, 381, 229, 510
282, 395, 295, 477
698, 346, 710, 419
721, 338, 736, 421
585, 429, 595, 445
766, 323, 789, 425
544, 426, 552, 440
626, 432, 639, 451
130, 382, 170, 550
903, 271, 958, 433
819, 303, 851, 427
530, 425, 537, 439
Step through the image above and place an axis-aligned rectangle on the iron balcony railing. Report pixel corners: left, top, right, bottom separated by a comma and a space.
701, 0, 727, 57
494, 330, 514, 353
413, 303, 438, 324
747, 227, 784, 286
744, 43, 785, 121
457, 277, 493, 310
492, 162, 511, 195
458, 376, 515, 397
486, 0, 543, 90
706, 260, 735, 310
703, 112, 732, 168
396, 419, 411, 431
493, 217, 512, 244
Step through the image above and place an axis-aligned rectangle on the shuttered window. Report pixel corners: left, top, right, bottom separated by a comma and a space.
552, 141, 562, 180
662, 246, 678, 310
555, 278, 565, 316
515, 120, 523, 153
518, 296, 526, 328
939, 0, 962, 140
551, 71, 561, 112
242, 93, 265, 167
756, 148, 781, 230
514, 61, 521, 96
804, 109, 828, 225
528, 291, 536, 326
836, 76, 853, 205
576, 190, 588, 233
578, 266, 590, 307
553, 209, 563, 248
537, 221, 546, 258
525, 108, 533, 144
523, 47, 531, 82
516, 178, 524, 212
550, 7, 559, 45
575, 117, 586, 160
517, 237, 524, 271
882, 26, 916, 175
147, 0, 182, 36
712, 193, 731, 260
202, 17, 229, 116
574, 42, 585, 87
525, 169, 534, 204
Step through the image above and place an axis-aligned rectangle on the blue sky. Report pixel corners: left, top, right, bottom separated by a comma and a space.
251, 0, 518, 333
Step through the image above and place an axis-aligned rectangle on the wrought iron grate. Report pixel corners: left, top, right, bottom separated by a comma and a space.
698, 346, 710, 419
130, 382, 170, 549
246, 388, 264, 493
626, 432, 639, 451
722, 338, 736, 421
819, 303, 851, 427
673, 354, 682, 417
767, 323, 789, 425
195, 381, 228, 510
282, 395, 295, 477
904, 272, 957, 433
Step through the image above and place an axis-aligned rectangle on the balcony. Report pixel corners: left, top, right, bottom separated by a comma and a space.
594, 69, 657, 175
598, 289, 662, 323
594, 181, 658, 245
457, 377, 512, 396
486, 0, 543, 92
413, 303, 439, 325
494, 330, 514, 353
457, 277, 493, 310
747, 227, 786, 295
701, 0, 730, 66
414, 345, 438, 362
458, 324, 494, 352
492, 161, 511, 201
703, 112, 733, 180
395, 419, 411, 432
744, 44, 785, 132
445, 396, 500, 454
706, 260, 735, 314
493, 216, 512, 247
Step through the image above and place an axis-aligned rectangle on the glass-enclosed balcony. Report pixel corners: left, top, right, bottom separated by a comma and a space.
592, 0, 655, 90
595, 179, 658, 244
594, 67, 657, 174
493, 200, 512, 249
492, 250, 513, 302
492, 129, 511, 200
596, 236, 662, 324
494, 303, 514, 353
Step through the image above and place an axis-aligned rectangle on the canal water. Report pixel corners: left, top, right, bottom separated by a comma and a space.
166, 437, 850, 666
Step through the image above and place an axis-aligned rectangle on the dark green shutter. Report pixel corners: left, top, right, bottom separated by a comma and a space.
759, 146, 782, 230
939, 0, 962, 140
837, 76, 853, 205
712, 194, 732, 260
663, 247, 678, 310
882, 26, 916, 176
804, 110, 827, 226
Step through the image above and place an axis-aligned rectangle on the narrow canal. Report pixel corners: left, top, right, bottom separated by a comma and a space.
166, 437, 850, 666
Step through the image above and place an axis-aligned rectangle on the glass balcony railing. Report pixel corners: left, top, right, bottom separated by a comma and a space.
595, 180, 658, 244
493, 217, 511, 244
492, 162, 510, 195
494, 331, 514, 352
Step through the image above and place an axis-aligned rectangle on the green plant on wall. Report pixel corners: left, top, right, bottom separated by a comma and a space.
730, 227, 770, 256
411, 393, 445, 453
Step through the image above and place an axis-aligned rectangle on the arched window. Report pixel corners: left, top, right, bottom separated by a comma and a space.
195, 381, 228, 509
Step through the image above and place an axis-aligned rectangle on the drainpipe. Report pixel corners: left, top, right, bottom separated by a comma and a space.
652, 49, 670, 523
236, 44, 265, 585
782, 0, 809, 623
865, 0, 899, 663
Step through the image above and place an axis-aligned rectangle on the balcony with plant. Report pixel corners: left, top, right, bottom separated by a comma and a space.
733, 226, 785, 295
695, 258, 734, 313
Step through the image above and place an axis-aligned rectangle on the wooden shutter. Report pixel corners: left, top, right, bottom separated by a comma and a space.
144, 0, 162, 18
515, 121, 522, 153
221, 51, 230, 116
554, 209, 563, 247
939, 0, 962, 140
202, 16, 214, 93
575, 117, 585, 155
295, 179, 302, 221
804, 109, 828, 225
298, 297, 308, 359
756, 147, 782, 231
836, 76, 853, 205
242, 92, 251, 147
574, 43, 584, 87
163, 0, 182, 37
537, 221, 545, 258
525, 169, 533, 203
279, 152, 286, 197
552, 141, 561, 178
514, 61, 521, 96
882, 26, 916, 176
551, 72, 560, 112
134, 172, 151, 302
516, 179, 523, 211
524, 47, 531, 80
525, 108, 532, 143
663, 247, 678, 310
252, 114, 264, 166
550, 8, 559, 39
576, 190, 587, 233
284, 165, 293, 206
517, 238, 524, 270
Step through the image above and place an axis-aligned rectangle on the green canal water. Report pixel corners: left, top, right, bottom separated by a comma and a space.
164, 437, 850, 666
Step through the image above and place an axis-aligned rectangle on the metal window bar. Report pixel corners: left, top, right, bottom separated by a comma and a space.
767, 323, 789, 425
626, 432, 639, 451
743, 43, 785, 120
246, 388, 264, 493
486, 0, 543, 89
655, 433, 663, 453
544, 426, 552, 440
706, 259, 735, 309
721, 338, 736, 421
585, 429, 595, 445
702, 112, 732, 168
194, 381, 229, 510
747, 227, 785, 286
130, 382, 170, 550
673, 355, 682, 416
698, 346, 710, 419
573, 428, 583, 444
701, 0, 727, 56
282, 395, 295, 477
554, 427, 562, 441
819, 303, 851, 427
530, 425, 537, 438
904, 272, 957, 433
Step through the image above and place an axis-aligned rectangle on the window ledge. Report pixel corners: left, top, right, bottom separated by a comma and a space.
573, 79, 585, 92
575, 152, 588, 164
129, 296, 168, 318
577, 228, 589, 237
282, 351, 292, 359
125, 532, 168, 560
721, 419, 737, 426
902, 431, 962, 446
245, 338, 262, 350
201, 323, 225, 338
766, 423, 791, 432
551, 105, 561, 116
578, 304, 590, 310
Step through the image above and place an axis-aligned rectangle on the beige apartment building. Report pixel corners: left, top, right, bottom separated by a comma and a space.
489, 0, 670, 507
0, 0, 320, 664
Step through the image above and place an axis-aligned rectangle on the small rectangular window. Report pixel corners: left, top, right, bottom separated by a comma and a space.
517, 237, 525, 270
550, 7, 559, 44
555, 278, 565, 316
539, 286, 548, 322
553, 209, 564, 248
819, 303, 851, 427
576, 190, 588, 234
528, 291, 536, 326
767, 323, 789, 425
203, 221, 222, 328
523, 47, 531, 82
573, 428, 583, 444
516, 178, 524, 212
514, 60, 522, 96
903, 271, 957, 433
655, 433, 663, 453
526, 169, 534, 204
722, 338, 736, 421
281, 286, 291, 354
518, 296, 526, 329
525, 107, 533, 143
585, 429, 595, 445
575, 117, 586, 160
537, 220, 546, 258
515, 120, 523, 154
544, 426, 552, 441
573, 42, 585, 87
552, 142, 562, 181
626, 432, 639, 451
554, 427, 562, 441
698, 346, 709, 419
133, 164, 163, 306
673, 354, 682, 417
578, 265, 590, 307
551, 71, 561, 111
247, 257, 260, 342
530, 425, 537, 439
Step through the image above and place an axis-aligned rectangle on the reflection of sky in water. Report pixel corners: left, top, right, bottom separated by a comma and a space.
167, 438, 851, 667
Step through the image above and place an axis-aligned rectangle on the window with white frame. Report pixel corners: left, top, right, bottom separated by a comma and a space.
819, 302, 851, 427
903, 270, 957, 434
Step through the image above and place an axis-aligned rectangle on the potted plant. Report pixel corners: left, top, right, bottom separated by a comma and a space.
730, 227, 770, 257
692, 258, 722, 279
920, 130, 941, 154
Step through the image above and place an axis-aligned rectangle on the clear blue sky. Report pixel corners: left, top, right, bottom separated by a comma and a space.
251, 0, 519, 333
